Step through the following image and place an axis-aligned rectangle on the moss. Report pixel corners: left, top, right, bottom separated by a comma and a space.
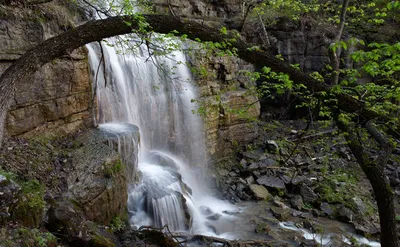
12, 179, 45, 228
104, 158, 124, 178
110, 215, 127, 233
90, 234, 115, 247
396, 215, 400, 222
13, 228, 57, 247
255, 222, 271, 234
316, 170, 376, 215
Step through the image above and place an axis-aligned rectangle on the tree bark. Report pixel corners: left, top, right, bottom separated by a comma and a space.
336, 120, 399, 247
0, 14, 393, 146
330, 0, 350, 85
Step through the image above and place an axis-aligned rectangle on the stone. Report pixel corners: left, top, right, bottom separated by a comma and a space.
270, 206, 289, 221
256, 176, 286, 190
205, 222, 219, 235
235, 183, 246, 193
243, 150, 264, 160
245, 176, 255, 185
249, 184, 270, 200
352, 197, 368, 215
352, 218, 380, 235
67, 128, 136, 225
217, 168, 230, 177
299, 185, 318, 203
266, 140, 279, 153
258, 158, 278, 168
291, 176, 306, 185
320, 202, 335, 216
0, 175, 21, 223
207, 213, 222, 221
46, 200, 116, 246
290, 195, 304, 210
229, 171, 238, 177
199, 206, 213, 216
247, 163, 260, 170
336, 205, 355, 223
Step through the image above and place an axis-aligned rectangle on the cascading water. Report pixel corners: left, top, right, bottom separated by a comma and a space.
87, 37, 235, 235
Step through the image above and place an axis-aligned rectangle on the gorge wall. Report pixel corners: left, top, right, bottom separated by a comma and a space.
0, 2, 93, 139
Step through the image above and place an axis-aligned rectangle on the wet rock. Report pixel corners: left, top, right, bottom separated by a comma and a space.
245, 176, 255, 185
242, 149, 264, 160
266, 140, 279, 153
222, 210, 240, 215
320, 202, 335, 216
352, 218, 380, 235
247, 163, 260, 170
199, 206, 213, 216
299, 185, 318, 203
336, 205, 355, 223
217, 168, 229, 177
249, 184, 270, 200
207, 213, 222, 221
290, 195, 304, 210
229, 171, 238, 177
300, 239, 318, 247
257, 176, 286, 190
270, 206, 289, 221
205, 222, 219, 235
352, 197, 368, 215
302, 219, 316, 232
147, 151, 178, 171
46, 200, 116, 246
0, 175, 21, 223
291, 176, 307, 186
235, 183, 246, 193
252, 171, 262, 178
258, 158, 278, 168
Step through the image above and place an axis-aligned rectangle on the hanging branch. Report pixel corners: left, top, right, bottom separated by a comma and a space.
98, 41, 108, 88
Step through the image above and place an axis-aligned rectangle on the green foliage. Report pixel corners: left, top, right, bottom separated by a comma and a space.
110, 216, 126, 233
104, 158, 124, 178
16, 228, 57, 247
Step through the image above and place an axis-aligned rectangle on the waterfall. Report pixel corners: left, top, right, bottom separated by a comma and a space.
87, 37, 234, 234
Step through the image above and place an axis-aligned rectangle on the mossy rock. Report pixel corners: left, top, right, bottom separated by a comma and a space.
11, 180, 45, 228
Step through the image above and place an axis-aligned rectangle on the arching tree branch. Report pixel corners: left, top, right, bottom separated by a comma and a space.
0, 14, 394, 146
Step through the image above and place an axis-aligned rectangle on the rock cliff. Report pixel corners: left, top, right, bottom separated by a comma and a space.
0, 2, 93, 138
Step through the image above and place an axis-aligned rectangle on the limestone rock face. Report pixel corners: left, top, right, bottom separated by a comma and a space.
153, 0, 243, 18
187, 50, 261, 164
67, 126, 141, 225
0, 3, 92, 138
0, 175, 21, 223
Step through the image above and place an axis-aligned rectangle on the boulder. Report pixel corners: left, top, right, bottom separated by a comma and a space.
207, 213, 222, 221
249, 184, 270, 200
290, 195, 304, 210
351, 197, 368, 215
320, 202, 335, 217
46, 200, 116, 246
256, 176, 286, 190
336, 205, 355, 223
0, 175, 21, 223
270, 206, 289, 221
299, 185, 318, 203
199, 206, 213, 216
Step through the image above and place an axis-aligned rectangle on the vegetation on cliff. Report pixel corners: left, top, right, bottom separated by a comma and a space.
0, 0, 399, 246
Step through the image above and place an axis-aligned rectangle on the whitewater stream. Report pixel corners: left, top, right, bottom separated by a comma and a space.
86, 38, 381, 246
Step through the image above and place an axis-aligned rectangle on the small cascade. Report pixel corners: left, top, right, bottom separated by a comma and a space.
98, 123, 140, 183
87, 37, 234, 235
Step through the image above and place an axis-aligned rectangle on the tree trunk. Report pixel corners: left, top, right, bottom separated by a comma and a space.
0, 14, 393, 146
330, 0, 350, 85
336, 120, 399, 247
